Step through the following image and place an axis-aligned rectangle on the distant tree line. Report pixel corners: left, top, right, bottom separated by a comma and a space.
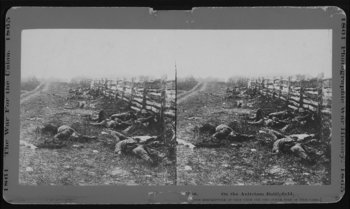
21, 76, 40, 91
227, 76, 249, 88
177, 76, 198, 91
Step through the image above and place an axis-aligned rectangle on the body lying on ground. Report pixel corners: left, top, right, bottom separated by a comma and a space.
90, 109, 158, 134
248, 108, 289, 129
258, 128, 316, 163
268, 109, 293, 120
92, 110, 107, 122
281, 108, 318, 132
255, 108, 265, 121
248, 108, 316, 132
113, 131, 164, 165
90, 118, 132, 130
110, 111, 137, 121
135, 109, 159, 126
195, 123, 254, 148
91, 110, 136, 123
54, 125, 97, 142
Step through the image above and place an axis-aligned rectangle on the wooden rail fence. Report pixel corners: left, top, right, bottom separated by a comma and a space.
249, 77, 332, 116
89, 78, 176, 118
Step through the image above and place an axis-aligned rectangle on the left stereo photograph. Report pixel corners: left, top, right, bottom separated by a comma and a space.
19, 29, 177, 186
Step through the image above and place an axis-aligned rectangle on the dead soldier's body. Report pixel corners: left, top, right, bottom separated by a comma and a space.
248, 108, 310, 131
122, 109, 158, 135
213, 124, 254, 142
113, 131, 163, 165
54, 125, 97, 141
196, 124, 254, 147
280, 108, 317, 132
132, 109, 158, 128
90, 109, 156, 134
90, 118, 132, 130
110, 111, 137, 121
90, 110, 136, 130
257, 127, 316, 162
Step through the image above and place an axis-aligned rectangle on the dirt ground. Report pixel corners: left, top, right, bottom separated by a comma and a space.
176, 81, 331, 185
19, 82, 175, 185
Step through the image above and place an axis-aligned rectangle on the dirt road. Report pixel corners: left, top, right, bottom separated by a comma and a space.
20, 82, 50, 105
177, 82, 207, 104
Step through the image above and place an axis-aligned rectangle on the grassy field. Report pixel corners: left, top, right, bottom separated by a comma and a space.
19, 82, 175, 185
176, 81, 331, 185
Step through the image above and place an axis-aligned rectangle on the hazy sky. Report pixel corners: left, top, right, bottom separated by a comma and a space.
22, 29, 332, 81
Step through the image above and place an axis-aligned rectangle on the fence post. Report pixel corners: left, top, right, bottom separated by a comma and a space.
286, 76, 291, 108
317, 78, 324, 141
317, 80, 324, 115
96, 79, 102, 96
279, 77, 283, 99
129, 78, 135, 109
111, 80, 115, 100
121, 78, 126, 101
115, 80, 119, 100
100, 79, 103, 97
100, 79, 104, 96
267, 79, 270, 97
142, 81, 148, 109
299, 80, 304, 108
104, 79, 108, 97
108, 80, 112, 100
96, 79, 100, 96
160, 79, 167, 143
272, 79, 276, 99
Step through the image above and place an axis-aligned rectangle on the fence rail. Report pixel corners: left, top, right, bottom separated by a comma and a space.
249, 77, 332, 116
